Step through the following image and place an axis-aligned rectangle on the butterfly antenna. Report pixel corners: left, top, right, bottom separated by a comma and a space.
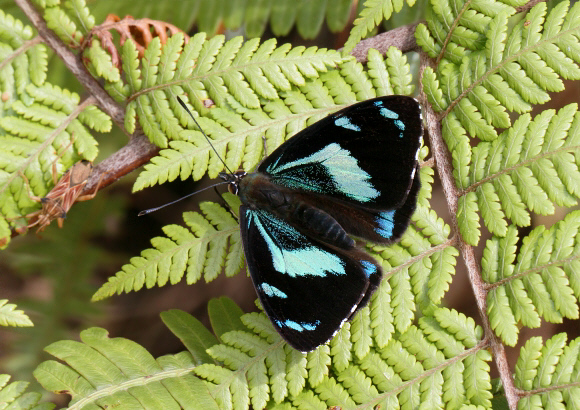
138, 181, 229, 216
176, 97, 234, 175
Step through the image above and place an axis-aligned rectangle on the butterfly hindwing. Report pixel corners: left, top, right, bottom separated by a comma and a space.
259, 96, 422, 211
239, 206, 381, 352
294, 165, 421, 245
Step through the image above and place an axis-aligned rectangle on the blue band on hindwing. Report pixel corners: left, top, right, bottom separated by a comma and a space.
360, 260, 378, 278
260, 283, 288, 298
266, 143, 379, 202
275, 319, 321, 332
249, 210, 346, 278
376, 210, 396, 239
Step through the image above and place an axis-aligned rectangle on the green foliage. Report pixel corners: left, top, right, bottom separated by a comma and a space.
65, 0, 364, 40
484, 211, 580, 346
462, 104, 580, 241
0, 373, 54, 409
102, 32, 344, 148
92, 201, 243, 301
0, 0, 579, 407
0, 299, 33, 327
419, 0, 580, 245
515, 333, 580, 408
33, 304, 491, 409
0, 9, 112, 250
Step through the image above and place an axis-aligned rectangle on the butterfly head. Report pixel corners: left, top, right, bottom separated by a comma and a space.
219, 169, 247, 195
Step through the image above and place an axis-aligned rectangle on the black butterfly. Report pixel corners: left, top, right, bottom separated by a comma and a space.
216, 96, 423, 352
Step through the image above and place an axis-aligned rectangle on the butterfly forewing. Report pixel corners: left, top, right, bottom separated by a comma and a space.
239, 206, 381, 352
259, 96, 422, 211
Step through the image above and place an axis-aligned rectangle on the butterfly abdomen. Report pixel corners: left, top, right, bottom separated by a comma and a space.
239, 172, 355, 249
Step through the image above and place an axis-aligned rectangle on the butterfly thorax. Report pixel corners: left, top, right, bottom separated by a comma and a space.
237, 172, 355, 250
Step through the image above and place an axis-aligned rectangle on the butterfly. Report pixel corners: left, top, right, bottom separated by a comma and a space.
214, 96, 423, 352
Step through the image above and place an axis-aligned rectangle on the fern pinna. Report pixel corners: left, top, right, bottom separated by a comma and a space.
0, 0, 579, 408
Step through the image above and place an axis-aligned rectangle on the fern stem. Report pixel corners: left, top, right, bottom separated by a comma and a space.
419, 52, 520, 409
520, 379, 580, 400
516, 0, 546, 14
0, 36, 43, 72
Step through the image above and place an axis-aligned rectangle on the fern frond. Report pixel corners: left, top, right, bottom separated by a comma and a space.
484, 211, 580, 346
0, 299, 33, 327
0, 10, 47, 108
93, 32, 344, 148
0, 11, 110, 247
459, 103, 580, 241
421, 2, 580, 221
416, 0, 519, 64
0, 85, 108, 208
34, 327, 219, 409
424, 1, 580, 140
38, 0, 93, 49
132, 45, 412, 190
92, 201, 243, 301
34, 298, 492, 409
194, 305, 490, 409
515, 333, 580, 408
0, 373, 53, 409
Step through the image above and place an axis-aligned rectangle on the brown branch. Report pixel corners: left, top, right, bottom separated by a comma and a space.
15, 0, 159, 196
516, 0, 546, 14
349, 22, 419, 63
418, 52, 519, 410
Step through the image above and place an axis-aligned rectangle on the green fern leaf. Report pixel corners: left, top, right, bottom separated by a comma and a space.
0, 373, 52, 409
515, 333, 580, 408
160, 309, 218, 365
43, 7, 82, 48
0, 299, 33, 327
484, 211, 580, 345
84, 39, 121, 84
109, 33, 344, 148
92, 202, 242, 301
420, 1, 580, 203
34, 327, 217, 409
32, 298, 496, 409
460, 104, 580, 241
0, 11, 111, 246
208, 296, 247, 338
